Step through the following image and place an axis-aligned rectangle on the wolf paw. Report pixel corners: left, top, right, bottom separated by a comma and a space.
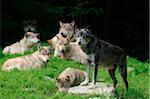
80, 80, 89, 86
88, 83, 96, 89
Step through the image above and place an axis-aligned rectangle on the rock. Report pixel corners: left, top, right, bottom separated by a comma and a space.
43, 76, 54, 82
68, 82, 115, 96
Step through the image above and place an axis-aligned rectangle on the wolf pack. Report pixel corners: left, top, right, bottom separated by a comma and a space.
2, 20, 128, 92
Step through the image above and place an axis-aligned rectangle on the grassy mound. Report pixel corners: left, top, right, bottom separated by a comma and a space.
0, 47, 149, 98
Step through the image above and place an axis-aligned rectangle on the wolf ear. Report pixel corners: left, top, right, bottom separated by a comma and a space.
75, 28, 80, 33
65, 75, 70, 82
47, 39, 53, 45
59, 21, 63, 26
24, 32, 31, 38
85, 25, 90, 29
70, 20, 75, 26
85, 26, 91, 34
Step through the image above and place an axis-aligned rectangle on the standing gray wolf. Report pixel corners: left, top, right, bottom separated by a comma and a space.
75, 28, 128, 90
56, 68, 86, 92
2, 46, 51, 71
2, 32, 40, 54
59, 20, 76, 42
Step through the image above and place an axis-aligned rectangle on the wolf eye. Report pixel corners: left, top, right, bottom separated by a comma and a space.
83, 35, 86, 38
41, 51, 47, 55
32, 36, 36, 38
42, 53, 46, 55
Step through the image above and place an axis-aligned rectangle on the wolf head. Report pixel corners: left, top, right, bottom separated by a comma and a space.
56, 39, 70, 58
38, 46, 52, 62
75, 28, 92, 46
59, 20, 75, 40
23, 20, 37, 32
24, 32, 40, 45
56, 75, 71, 92
47, 34, 69, 57
47, 34, 65, 48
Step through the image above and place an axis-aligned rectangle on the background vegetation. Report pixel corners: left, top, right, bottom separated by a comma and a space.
1, 0, 149, 61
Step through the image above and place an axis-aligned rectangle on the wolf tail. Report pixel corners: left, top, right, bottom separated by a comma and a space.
118, 54, 128, 90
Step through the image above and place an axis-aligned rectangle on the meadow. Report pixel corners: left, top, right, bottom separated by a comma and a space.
0, 46, 149, 99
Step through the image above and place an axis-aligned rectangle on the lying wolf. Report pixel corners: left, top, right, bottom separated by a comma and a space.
2, 46, 51, 71
75, 28, 128, 90
47, 20, 76, 56
55, 39, 88, 64
59, 20, 76, 42
47, 34, 68, 57
3, 32, 40, 54
56, 68, 86, 92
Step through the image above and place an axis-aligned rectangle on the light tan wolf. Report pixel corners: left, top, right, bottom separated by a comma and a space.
55, 39, 88, 64
3, 32, 40, 54
47, 34, 68, 57
47, 20, 76, 56
56, 68, 86, 92
59, 20, 76, 42
2, 46, 51, 71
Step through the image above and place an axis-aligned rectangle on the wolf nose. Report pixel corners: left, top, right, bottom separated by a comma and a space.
60, 50, 65, 54
61, 32, 64, 35
78, 42, 81, 45
61, 32, 67, 38
46, 60, 49, 63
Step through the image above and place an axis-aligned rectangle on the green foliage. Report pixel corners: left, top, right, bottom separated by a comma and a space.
0, 48, 4, 58
0, 46, 149, 98
15, 0, 103, 18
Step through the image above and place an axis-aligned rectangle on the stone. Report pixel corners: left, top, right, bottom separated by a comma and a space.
68, 82, 115, 96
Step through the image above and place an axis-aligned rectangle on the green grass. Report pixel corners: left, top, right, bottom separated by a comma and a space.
0, 46, 149, 99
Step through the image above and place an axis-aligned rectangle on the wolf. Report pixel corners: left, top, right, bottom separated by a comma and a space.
23, 20, 37, 32
47, 34, 68, 57
55, 39, 88, 64
47, 20, 76, 56
59, 20, 76, 42
2, 32, 40, 54
56, 68, 86, 92
75, 28, 128, 90
2, 46, 51, 71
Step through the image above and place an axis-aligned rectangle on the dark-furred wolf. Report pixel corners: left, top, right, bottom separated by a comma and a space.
75, 28, 128, 90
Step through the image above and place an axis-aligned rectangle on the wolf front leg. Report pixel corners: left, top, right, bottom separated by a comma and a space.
54, 47, 59, 57
89, 63, 98, 89
80, 63, 90, 86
